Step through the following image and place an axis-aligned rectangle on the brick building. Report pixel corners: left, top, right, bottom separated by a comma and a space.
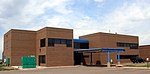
3, 27, 74, 66
4, 29, 36, 66
79, 32, 139, 65
139, 45, 150, 59
3, 27, 140, 67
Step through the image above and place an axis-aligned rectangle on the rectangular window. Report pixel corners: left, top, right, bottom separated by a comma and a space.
40, 38, 46, 47
74, 42, 89, 49
117, 55, 138, 59
74, 42, 80, 49
117, 42, 138, 49
48, 38, 54, 47
48, 38, 72, 47
66, 39, 72, 47
80, 43, 89, 49
130, 44, 138, 49
55, 39, 61, 44
39, 55, 45, 64
61, 39, 66, 44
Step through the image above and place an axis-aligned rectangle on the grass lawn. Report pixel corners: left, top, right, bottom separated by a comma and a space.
0, 65, 18, 71
125, 63, 150, 67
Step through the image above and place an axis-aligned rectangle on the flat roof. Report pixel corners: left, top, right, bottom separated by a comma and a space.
80, 32, 138, 38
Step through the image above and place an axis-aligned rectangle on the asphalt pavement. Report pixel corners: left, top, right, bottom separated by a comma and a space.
0, 66, 149, 74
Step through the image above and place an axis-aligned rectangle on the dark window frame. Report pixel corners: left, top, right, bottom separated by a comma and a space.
48, 38, 72, 47
117, 55, 138, 59
66, 39, 72, 47
40, 38, 46, 47
48, 38, 55, 47
117, 42, 138, 49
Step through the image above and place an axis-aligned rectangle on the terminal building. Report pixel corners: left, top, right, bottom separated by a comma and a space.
3, 27, 140, 67
77, 32, 139, 65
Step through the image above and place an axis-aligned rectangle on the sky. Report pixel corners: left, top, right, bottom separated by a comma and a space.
0, 0, 150, 59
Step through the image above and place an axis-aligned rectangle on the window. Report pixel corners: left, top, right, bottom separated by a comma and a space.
80, 43, 89, 49
74, 42, 80, 49
61, 39, 66, 44
117, 55, 138, 59
74, 42, 89, 49
66, 39, 72, 47
39, 55, 45, 63
117, 42, 138, 49
40, 38, 46, 47
48, 38, 72, 47
55, 39, 61, 44
48, 38, 54, 46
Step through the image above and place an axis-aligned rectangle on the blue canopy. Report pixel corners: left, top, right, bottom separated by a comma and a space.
74, 39, 89, 43
74, 48, 124, 52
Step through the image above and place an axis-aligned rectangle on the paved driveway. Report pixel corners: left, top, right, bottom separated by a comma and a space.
0, 66, 149, 74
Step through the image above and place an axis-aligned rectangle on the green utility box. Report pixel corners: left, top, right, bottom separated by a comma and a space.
6, 58, 10, 66
22, 56, 36, 68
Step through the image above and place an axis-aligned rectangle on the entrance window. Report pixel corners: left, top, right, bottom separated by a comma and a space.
39, 55, 45, 64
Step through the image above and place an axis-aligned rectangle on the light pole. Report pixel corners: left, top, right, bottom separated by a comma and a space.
146, 58, 149, 69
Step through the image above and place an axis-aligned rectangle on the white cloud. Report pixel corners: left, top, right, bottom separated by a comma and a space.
101, 1, 150, 45
94, 0, 104, 3
22, 0, 72, 16
1, 0, 150, 58
0, 0, 74, 59
0, 0, 72, 32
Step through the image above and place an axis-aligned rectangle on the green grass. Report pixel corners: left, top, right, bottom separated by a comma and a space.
125, 63, 150, 67
0, 65, 18, 71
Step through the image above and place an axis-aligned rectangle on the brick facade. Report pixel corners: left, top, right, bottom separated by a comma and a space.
3, 27, 74, 66
3, 27, 140, 66
139, 45, 150, 59
4, 30, 36, 66
80, 32, 139, 65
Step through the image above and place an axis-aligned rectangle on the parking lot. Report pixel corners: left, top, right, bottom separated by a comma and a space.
0, 66, 149, 74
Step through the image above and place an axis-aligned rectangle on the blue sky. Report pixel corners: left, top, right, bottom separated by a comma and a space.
0, 0, 150, 59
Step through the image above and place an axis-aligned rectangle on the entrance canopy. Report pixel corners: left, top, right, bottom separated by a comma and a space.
74, 48, 124, 67
74, 48, 124, 52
